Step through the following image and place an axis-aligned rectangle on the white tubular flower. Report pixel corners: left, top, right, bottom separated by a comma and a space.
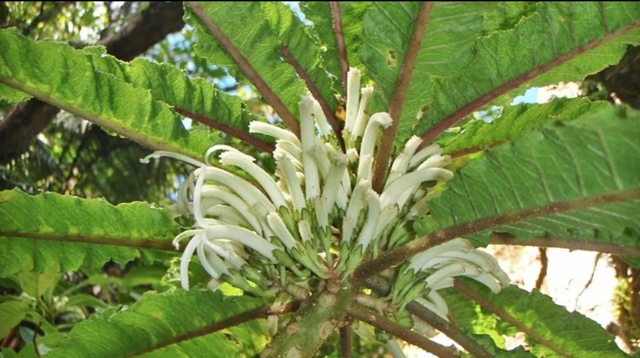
275, 152, 306, 213
311, 99, 332, 138
345, 67, 362, 133
385, 339, 407, 358
427, 290, 449, 317
373, 205, 399, 239
336, 171, 351, 211
267, 212, 298, 250
298, 219, 313, 243
274, 147, 303, 172
219, 151, 288, 208
409, 144, 442, 169
200, 186, 263, 235
322, 153, 348, 212
430, 277, 454, 291
314, 197, 330, 230
204, 145, 250, 166
346, 148, 359, 163
408, 238, 474, 272
299, 95, 321, 199
416, 154, 452, 170
342, 180, 371, 243
176, 175, 192, 217
380, 168, 454, 210
356, 154, 373, 181
358, 113, 393, 179
466, 272, 502, 294
351, 86, 374, 138
200, 241, 232, 275
276, 139, 303, 163
313, 138, 331, 179
204, 204, 250, 227
474, 250, 511, 287
356, 190, 381, 250
249, 121, 301, 147
202, 239, 247, 269
412, 315, 438, 338
192, 166, 208, 228
173, 230, 203, 250
204, 225, 278, 262
386, 136, 423, 188
197, 240, 221, 279
180, 234, 203, 290
415, 297, 449, 321
195, 167, 276, 214
141, 151, 205, 168
438, 251, 496, 272
425, 263, 481, 288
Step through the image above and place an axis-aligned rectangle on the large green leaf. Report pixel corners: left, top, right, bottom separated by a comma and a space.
301, 1, 373, 77
45, 290, 269, 358
0, 82, 31, 104
0, 189, 179, 277
417, 105, 640, 249
82, 46, 263, 139
185, 2, 307, 121
0, 301, 31, 338
438, 98, 610, 155
359, 2, 532, 145
261, 2, 339, 112
0, 29, 221, 160
414, 2, 640, 143
454, 280, 626, 358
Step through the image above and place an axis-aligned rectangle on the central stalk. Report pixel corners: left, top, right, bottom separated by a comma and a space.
262, 281, 354, 358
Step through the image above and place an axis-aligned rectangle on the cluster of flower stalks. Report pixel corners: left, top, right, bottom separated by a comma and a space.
144, 68, 510, 337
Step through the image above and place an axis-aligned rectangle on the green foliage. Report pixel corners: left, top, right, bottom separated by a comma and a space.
0, 189, 179, 277
0, 28, 222, 160
454, 280, 627, 357
44, 290, 270, 358
438, 98, 609, 154
418, 105, 640, 246
3, 1, 640, 357
185, 2, 308, 120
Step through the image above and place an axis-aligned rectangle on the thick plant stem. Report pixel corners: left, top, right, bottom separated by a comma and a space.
262, 282, 354, 358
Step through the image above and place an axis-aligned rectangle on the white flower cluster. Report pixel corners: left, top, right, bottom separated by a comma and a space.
143, 67, 509, 326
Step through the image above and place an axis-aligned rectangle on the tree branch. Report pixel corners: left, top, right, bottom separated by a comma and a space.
535, 248, 548, 290
340, 319, 353, 358
187, 2, 300, 137
364, 276, 494, 358
0, 99, 62, 164
351, 188, 640, 283
0, 1, 186, 164
418, 20, 640, 147
279, 45, 345, 151
124, 302, 298, 358
489, 232, 640, 257
454, 279, 575, 358
372, 2, 434, 193
330, 2, 349, 90
174, 107, 275, 153
347, 303, 460, 358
